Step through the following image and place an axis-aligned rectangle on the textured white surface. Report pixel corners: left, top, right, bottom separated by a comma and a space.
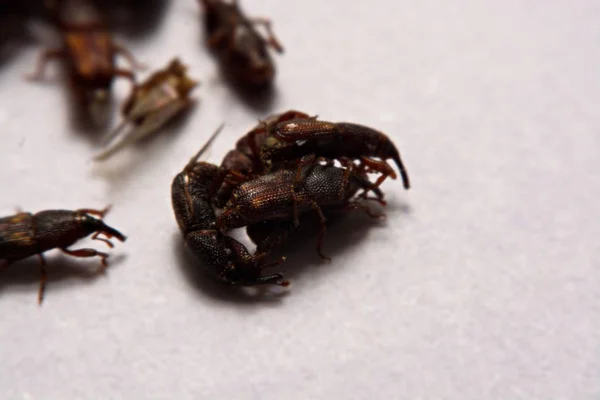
0, 0, 599, 399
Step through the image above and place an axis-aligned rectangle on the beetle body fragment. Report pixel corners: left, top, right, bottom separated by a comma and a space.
217, 164, 385, 260
94, 58, 198, 161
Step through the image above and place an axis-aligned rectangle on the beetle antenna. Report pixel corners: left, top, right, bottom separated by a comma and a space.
185, 123, 225, 170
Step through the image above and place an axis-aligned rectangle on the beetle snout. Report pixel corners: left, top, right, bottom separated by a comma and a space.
101, 224, 127, 242
85, 216, 127, 243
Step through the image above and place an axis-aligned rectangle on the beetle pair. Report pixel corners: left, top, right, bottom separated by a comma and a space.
172, 111, 410, 287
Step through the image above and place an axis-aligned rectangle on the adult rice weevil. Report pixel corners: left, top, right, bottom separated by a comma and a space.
0, 207, 126, 304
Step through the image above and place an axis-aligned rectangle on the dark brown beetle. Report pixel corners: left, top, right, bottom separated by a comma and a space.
0, 207, 126, 304
198, 0, 284, 86
215, 110, 310, 206
216, 111, 409, 209
260, 115, 411, 190
171, 127, 288, 287
26, 0, 143, 125
217, 163, 384, 260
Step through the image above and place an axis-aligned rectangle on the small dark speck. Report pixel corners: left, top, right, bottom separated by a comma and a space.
18, 138, 26, 148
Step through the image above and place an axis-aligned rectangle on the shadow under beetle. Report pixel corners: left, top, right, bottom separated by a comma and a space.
198, 0, 284, 87
171, 126, 289, 287
26, 0, 144, 125
0, 207, 126, 304
217, 163, 385, 260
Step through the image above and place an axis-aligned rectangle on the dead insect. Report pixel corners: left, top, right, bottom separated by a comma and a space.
171, 126, 288, 287
26, 0, 143, 125
217, 163, 385, 260
93, 58, 198, 161
198, 0, 284, 86
0, 207, 126, 304
261, 114, 411, 190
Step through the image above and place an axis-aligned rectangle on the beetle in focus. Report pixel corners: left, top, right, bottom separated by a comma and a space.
215, 110, 311, 206
215, 111, 410, 209
217, 163, 385, 260
171, 126, 288, 287
0, 207, 126, 304
260, 114, 411, 190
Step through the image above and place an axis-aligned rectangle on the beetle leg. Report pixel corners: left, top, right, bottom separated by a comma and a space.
356, 157, 397, 199
112, 43, 146, 70
359, 157, 397, 181
309, 201, 331, 262
224, 236, 287, 285
112, 68, 137, 85
37, 254, 47, 305
207, 167, 236, 198
293, 154, 316, 182
253, 273, 289, 286
223, 172, 249, 187
91, 232, 114, 249
339, 158, 387, 205
24, 48, 66, 81
223, 168, 248, 184
60, 248, 109, 272
250, 17, 284, 53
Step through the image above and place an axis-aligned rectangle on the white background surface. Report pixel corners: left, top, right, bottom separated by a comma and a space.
0, 0, 598, 399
